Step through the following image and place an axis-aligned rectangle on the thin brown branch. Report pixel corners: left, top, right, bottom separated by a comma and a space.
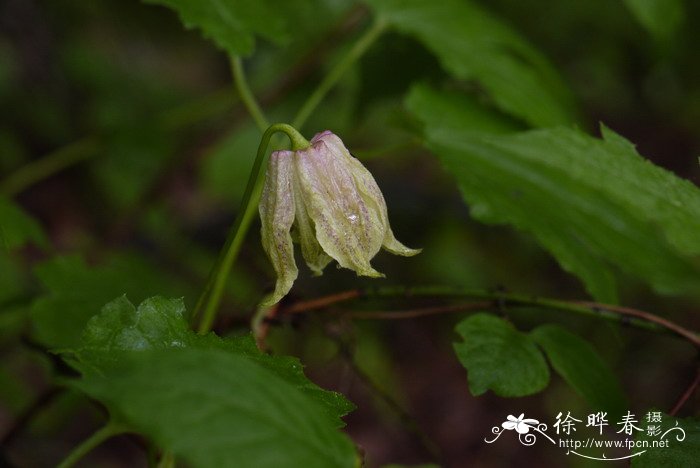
575, 301, 700, 348
669, 367, 700, 416
283, 290, 363, 314
348, 302, 492, 320
276, 287, 700, 348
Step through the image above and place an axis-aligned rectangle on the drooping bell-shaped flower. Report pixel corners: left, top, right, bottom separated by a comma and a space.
259, 130, 420, 306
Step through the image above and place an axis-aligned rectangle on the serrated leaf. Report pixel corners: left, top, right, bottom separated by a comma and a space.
530, 324, 627, 416
0, 196, 46, 251
453, 313, 549, 397
143, 0, 289, 56
407, 85, 700, 301
632, 414, 700, 467
365, 0, 576, 127
70, 295, 353, 426
30, 255, 192, 349
622, 0, 683, 41
65, 295, 357, 467
73, 348, 358, 468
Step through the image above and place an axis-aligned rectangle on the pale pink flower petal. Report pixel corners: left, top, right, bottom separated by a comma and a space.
259, 150, 298, 306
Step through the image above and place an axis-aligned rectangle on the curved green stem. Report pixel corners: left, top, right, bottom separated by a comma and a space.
194, 124, 309, 333
0, 137, 100, 197
292, 18, 387, 130
230, 56, 269, 131
56, 422, 125, 468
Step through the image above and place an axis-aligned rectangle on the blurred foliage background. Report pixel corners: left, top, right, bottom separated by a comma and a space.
0, 0, 699, 466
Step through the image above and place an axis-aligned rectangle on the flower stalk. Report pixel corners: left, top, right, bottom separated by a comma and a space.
194, 124, 309, 333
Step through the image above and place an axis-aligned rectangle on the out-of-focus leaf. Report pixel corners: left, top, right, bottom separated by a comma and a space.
0, 253, 28, 340
365, 0, 576, 127
0, 130, 26, 172
0, 253, 26, 303
30, 255, 192, 349
531, 324, 627, 416
142, 0, 287, 56
406, 84, 520, 135
93, 125, 174, 209
143, 0, 348, 56
66, 295, 357, 468
357, 34, 442, 111
140, 205, 261, 308
622, 0, 683, 41
353, 324, 404, 401
0, 365, 33, 413
408, 85, 700, 302
0, 196, 46, 251
453, 313, 549, 397
632, 414, 700, 467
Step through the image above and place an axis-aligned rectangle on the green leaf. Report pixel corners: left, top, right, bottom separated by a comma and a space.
453, 313, 549, 397
70, 295, 354, 426
406, 83, 521, 136
142, 0, 290, 56
622, 0, 684, 41
0, 196, 46, 251
74, 348, 358, 468
408, 86, 700, 301
530, 324, 627, 416
365, 0, 576, 127
66, 296, 357, 468
632, 414, 700, 467
30, 255, 192, 349
92, 126, 175, 210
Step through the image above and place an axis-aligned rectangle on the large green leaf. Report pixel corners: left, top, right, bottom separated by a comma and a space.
66, 296, 357, 468
632, 414, 700, 467
0, 196, 46, 251
30, 255, 192, 349
407, 84, 700, 302
365, 0, 576, 127
453, 313, 549, 397
70, 295, 354, 423
530, 324, 627, 416
74, 348, 357, 468
142, 0, 287, 56
622, 0, 684, 41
